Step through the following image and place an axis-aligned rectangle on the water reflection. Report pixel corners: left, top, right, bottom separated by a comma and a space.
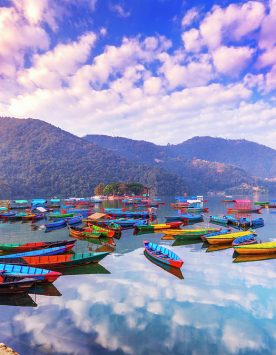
0, 196, 275, 354
0, 293, 37, 307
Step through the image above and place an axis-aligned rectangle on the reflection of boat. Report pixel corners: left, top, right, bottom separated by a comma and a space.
0, 293, 37, 307
206, 245, 233, 252
234, 241, 276, 255
0, 278, 36, 294
28, 282, 62, 296
233, 254, 276, 263
144, 241, 183, 268
144, 251, 184, 279
61, 263, 110, 276
172, 239, 202, 246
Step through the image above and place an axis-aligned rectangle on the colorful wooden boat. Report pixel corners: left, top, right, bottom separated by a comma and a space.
0, 278, 36, 294
144, 241, 183, 269
144, 251, 184, 279
88, 224, 115, 237
69, 226, 101, 240
163, 227, 221, 237
0, 243, 75, 259
233, 241, 276, 255
204, 230, 254, 245
0, 264, 61, 282
232, 235, 257, 246
135, 221, 182, 232
21, 214, 37, 221
0, 240, 76, 253
228, 207, 262, 214
3, 251, 110, 268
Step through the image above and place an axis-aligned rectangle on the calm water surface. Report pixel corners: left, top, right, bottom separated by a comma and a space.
0, 196, 275, 355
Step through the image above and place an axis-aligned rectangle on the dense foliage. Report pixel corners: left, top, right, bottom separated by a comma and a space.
102, 182, 146, 195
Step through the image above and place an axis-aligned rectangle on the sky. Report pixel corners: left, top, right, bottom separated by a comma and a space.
0, 0, 275, 147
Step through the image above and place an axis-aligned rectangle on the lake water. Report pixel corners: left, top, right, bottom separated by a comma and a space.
0, 196, 275, 355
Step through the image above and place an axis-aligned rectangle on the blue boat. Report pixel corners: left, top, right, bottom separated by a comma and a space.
45, 219, 67, 231
103, 219, 148, 228
0, 211, 16, 218
165, 214, 203, 223
144, 241, 183, 269
232, 234, 257, 246
0, 243, 75, 259
66, 217, 82, 226
210, 215, 229, 225
0, 264, 61, 282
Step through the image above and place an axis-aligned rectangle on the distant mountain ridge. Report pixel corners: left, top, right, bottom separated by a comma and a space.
84, 134, 276, 178
84, 134, 264, 193
0, 117, 186, 198
0, 117, 274, 198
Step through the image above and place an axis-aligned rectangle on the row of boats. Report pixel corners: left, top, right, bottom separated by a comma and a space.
0, 195, 275, 294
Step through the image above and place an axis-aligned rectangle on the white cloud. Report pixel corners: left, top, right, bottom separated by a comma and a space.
0, 6, 49, 77
212, 46, 254, 75
181, 7, 199, 27
18, 32, 97, 89
110, 4, 131, 18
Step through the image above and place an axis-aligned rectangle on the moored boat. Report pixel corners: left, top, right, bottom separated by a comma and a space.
144, 241, 183, 269
233, 241, 276, 255
204, 230, 254, 245
164, 227, 221, 237
0, 264, 61, 282
49, 213, 74, 219
0, 240, 76, 253
3, 251, 110, 268
0, 243, 75, 259
135, 221, 182, 232
232, 234, 257, 246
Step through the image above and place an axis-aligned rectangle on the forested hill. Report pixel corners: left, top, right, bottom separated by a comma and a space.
84, 135, 259, 192
171, 137, 276, 178
0, 117, 186, 198
85, 135, 276, 178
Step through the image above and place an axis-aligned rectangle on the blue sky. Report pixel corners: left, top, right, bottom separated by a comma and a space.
0, 0, 275, 147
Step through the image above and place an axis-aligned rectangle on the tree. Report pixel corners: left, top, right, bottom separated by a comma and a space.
94, 183, 105, 195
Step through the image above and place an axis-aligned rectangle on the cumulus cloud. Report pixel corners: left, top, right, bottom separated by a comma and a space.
18, 32, 97, 89
212, 46, 254, 75
0, 5, 49, 77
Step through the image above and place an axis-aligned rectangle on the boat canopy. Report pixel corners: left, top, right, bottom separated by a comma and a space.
50, 199, 60, 203
32, 199, 47, 204
15, 200, 28, 204
87, 212, 109, 220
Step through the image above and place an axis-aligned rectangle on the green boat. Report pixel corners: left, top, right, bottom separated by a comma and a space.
49, 213, 74, 219
254, 201, 269, 206
5, 251, 110, 268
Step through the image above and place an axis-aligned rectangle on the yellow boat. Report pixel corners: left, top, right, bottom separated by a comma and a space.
204, 230, 253, 245
162, 227, 220, 236
234, 241, 276, 255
